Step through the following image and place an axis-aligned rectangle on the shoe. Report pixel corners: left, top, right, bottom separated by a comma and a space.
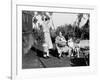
58, 56, 61, 59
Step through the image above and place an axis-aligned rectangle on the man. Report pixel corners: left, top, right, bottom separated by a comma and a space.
55, 32, 71, 58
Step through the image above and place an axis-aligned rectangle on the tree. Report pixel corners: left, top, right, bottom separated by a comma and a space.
77, 13, 83, 27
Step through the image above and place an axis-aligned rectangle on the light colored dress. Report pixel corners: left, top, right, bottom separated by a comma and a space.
42, 21, 53, 52
55, 36, 70, 56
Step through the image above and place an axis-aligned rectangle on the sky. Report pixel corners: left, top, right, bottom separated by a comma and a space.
32, 11, 89, 29
52, 13, 78, 28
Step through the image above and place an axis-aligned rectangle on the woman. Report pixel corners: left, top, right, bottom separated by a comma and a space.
42, 15, 53, 58
55, 32, 72, 58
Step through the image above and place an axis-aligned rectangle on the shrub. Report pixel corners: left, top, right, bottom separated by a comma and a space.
32, 28, 44, 45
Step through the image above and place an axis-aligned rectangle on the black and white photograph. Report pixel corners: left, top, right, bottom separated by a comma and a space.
0, 0, 99, 80
22, 11, 90, 69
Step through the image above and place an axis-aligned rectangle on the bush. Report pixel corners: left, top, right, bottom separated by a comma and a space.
32, 29, 44, 45
54, 24, 74, 40
51, 22, 89, 42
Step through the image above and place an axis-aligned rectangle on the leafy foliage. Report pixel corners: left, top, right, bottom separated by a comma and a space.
32, 28, 44, 45
50, 20, 89, 42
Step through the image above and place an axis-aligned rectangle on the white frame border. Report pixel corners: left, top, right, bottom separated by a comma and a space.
11, 1, 97, 80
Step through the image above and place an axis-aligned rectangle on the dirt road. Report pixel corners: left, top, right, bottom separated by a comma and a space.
22, 50, 71, 69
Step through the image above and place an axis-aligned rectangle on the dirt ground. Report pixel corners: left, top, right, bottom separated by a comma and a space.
22, 48, 89, 69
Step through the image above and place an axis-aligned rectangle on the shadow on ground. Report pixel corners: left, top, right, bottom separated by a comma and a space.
22, 46, 89, 69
